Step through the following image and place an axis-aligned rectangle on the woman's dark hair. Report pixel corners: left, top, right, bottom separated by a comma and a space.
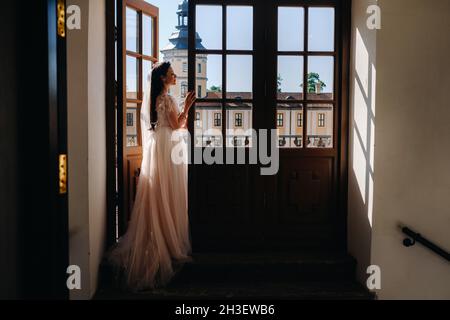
150, 61, 171, 130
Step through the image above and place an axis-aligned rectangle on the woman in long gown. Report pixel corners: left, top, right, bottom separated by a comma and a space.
108, 61, 196, 291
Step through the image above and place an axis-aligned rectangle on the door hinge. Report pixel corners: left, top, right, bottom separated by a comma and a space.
114, 26, 118, 42
59, 154, 67, 194
57, 0, 66, 38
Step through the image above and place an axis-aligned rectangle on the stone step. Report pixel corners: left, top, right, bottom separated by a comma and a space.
96, 252, 375, 300
172, 252, 357, 284
95, 281, 374, 300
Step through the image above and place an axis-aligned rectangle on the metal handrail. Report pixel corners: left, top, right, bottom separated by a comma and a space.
399, 224, 450, 262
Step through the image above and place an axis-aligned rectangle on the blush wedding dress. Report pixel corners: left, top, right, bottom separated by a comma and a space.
108, 73, 192, 291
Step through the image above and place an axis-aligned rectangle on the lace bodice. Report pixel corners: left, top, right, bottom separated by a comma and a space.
156, 93, 182, 128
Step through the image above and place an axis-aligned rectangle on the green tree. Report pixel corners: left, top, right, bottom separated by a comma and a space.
277, 74, 283, 93
209, 85, 222, 92
305, 72, 326, 93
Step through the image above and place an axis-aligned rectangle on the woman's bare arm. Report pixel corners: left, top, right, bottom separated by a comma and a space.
167, 91, 196, 130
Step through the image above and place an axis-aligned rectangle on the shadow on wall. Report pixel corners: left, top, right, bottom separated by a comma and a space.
348, 0, 377, 288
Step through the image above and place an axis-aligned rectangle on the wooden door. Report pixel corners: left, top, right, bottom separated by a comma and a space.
188, 0, 350, 252
188, 0, 266, 251
117, 0, 159, 236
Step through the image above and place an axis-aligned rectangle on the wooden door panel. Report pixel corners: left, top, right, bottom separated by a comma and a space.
278, 157, 333, 224
193, 166, 252, 224
192, 163, 263, 251
262, 156, 339, 250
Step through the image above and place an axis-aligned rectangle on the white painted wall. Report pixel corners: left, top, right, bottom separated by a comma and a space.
349, 0, 450, 299
67, 0, 106, 300
88, 0, 107, 298
348, 0, 377, 286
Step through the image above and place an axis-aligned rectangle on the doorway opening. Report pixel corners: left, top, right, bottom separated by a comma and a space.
106, 0, 351, 253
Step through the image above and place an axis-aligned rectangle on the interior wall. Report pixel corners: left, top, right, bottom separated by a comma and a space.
87, 0, 107, 297
370, 0, 450, 299
0, 1, 19, 300
67, 0, 106, 300
348, 0, 378, 285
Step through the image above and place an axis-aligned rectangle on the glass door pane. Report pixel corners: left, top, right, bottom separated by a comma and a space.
307, 104, 334, 148
227, 6, 253, 50
276, 104, 303, 148
308, 7, 335, 52
278, 7, 304, 52
196, 5, 222, 50
126, 8, 139, 52
226, 55, 253, 100
277, 56, 303, 100
307, 56, 334, 100
196, 54, 222, 99
142, 14, 153, 56
126, 55, 139, 100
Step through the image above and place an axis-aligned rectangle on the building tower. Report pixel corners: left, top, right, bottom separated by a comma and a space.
161, 0, 207, 100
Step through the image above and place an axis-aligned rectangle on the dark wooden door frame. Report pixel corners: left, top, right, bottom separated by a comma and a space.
106, 0, 351, 251
187, 0, 351, 251
106, 0, 118, 248
54, 0, 70, 297
46, 0, 70, 299
15, 0, 69, 299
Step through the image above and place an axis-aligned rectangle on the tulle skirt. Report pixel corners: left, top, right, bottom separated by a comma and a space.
107, 125, 192, 291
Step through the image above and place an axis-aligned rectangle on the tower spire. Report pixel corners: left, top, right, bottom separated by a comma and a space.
176, 0, 188, 30
161, 0, 205, 51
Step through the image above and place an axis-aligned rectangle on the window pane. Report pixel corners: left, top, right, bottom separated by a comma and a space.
276, 103, 303, 148
126, 103, 140, 147
307, 104, 333, 148
227, 6, 253, 50
308, 7, 335, 52
126, 7, 139, 52
196, 54, 222, 99
143, 14, 153, 56
278, 7, 304, 52
226, 103, 253, 148
277, 56, 303, 100
194, 102, 223, 147
142, 60, 152, 94
226, 55, 252, 99
126, 56, 139, 100
196, 5, 222, 50
307, 56, 334, 100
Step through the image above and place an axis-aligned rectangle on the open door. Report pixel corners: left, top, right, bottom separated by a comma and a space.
15, 0, 69, 298
115, 0, 159, 238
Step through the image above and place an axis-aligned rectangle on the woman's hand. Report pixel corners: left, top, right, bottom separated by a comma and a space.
170, 91, 195, 130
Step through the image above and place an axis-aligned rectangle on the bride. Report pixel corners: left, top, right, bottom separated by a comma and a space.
108, 61, 196, 291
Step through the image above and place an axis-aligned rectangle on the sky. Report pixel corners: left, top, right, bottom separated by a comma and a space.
134, 1, 334, 95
